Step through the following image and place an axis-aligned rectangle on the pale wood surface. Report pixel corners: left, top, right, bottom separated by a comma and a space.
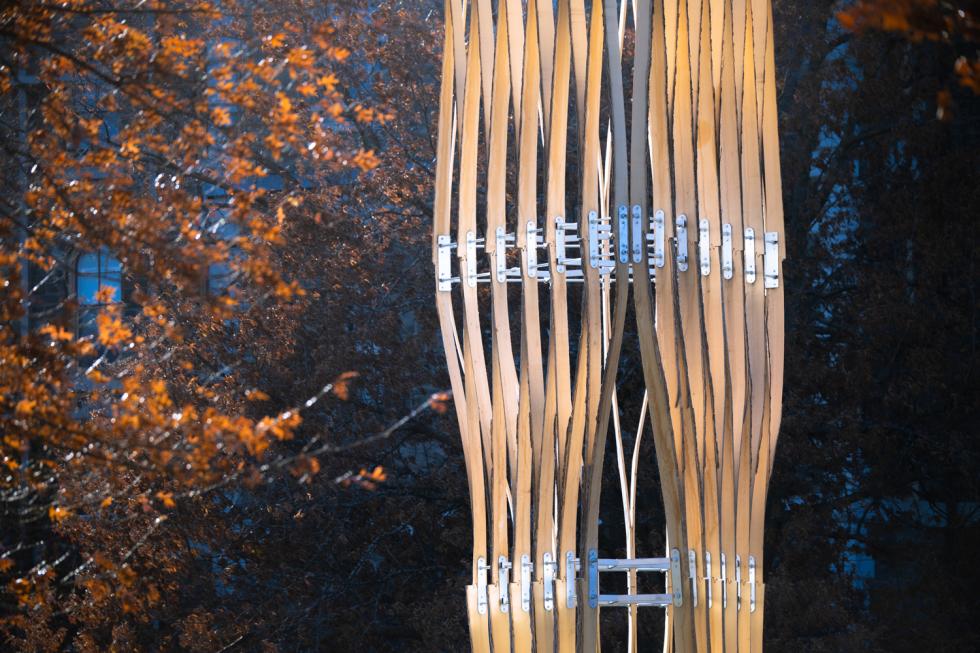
433, 1, 786, 650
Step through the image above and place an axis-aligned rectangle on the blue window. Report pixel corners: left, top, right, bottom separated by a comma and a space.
76, 249, 122, 338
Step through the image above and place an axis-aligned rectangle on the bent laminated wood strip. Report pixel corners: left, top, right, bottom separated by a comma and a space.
432, 1, 787, 651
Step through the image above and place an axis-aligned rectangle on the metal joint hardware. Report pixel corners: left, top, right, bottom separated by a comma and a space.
764, 231, 780, 289
494, 227, 520, 283
631, 205, 643, 263
588, 211, 614, 274
749, 556, 758, 613
498, 555, 512, 613
437, 234, 458, 291
477, 557, 490, 615
735, 554, 743, 611
721, 552, 728, 609
705, 551, 713, 609
587, 549, 599, 609
566, 552, 580, 609
588, 550, 673, 611
618, 205, 630, 264
465, 231, 481, 287
542, 552, 556, 612
722, 223, 734, 279
676, 215, 690, 272
649, 210, 666, 268
525, 222, 544, 278
688, 549, 699, 608
520, 555, 533, 613
699, 219, 711, 276
556, 216, 580, 274
670, 548, 684, 607
744, 228, 757, 284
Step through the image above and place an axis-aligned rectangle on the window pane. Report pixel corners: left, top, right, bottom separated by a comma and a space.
78, 276, 100, 305
99, 279, 122, 303
77, 253, 99, 274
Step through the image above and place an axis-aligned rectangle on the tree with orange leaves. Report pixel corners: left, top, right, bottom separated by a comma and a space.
0, 1, 434, 649
838, 0, 980, 116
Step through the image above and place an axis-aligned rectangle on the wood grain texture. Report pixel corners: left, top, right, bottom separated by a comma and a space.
433, 1, 786, 650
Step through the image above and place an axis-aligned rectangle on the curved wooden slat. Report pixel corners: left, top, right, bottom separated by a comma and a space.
433, 2, 786, 651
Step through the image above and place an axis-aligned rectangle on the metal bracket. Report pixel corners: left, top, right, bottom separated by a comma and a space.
499, 555, 512, 613
495, 227, 518, 283
699, 219, 711, 276
599, 594, 673, 608
596, 558, 671, 572
705, 551, 713, 609
556, 217, 580, 274
722, 224, 734, 280
465, 231, 480, 287
688, 549, 699, 608
749, 556, 757, 613
525, 222, 542, 278
543, 552, 556, 611
587, 549, 599, 609
631, 205, 643, 263
676, 215, 689, 272
437, 235, 457, 291
650, 210, 666, 268
588, 211, 613, 273
589, 552, 674, 610
744, 228, 757, 284
566, 552, 580, 609
477, 557, 489, 615
735, 554, 742, 611
618, 205, 629, 264
721, 552, 728, 609
520, 555, 533, 613
670, 548, 684, 607
764, 232, 780, 289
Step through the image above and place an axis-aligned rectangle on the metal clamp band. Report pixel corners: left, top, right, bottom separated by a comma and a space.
495, 227, 518, 283
722, 223, 734, 280
437, 234, 457, 291
705, 551, 713, 609
651, 210, 666, 268
670, 548, 684, 607
587, 549, 599, 609
499, 555, 512, 613
735, 554, 742, 611
566, 552, 580, 609
676, 215, 689, 272
688, 549, 699, 607
520, 555, 533, 613
721, 552, 728, 609
749, 556, 757, 613
699, 219, 711, 276
764, 232, 780, 289
744, 228, 757, 284
618, 205, 629, 264
525, 222, 542, 278
466, 231, 479, 287
631, 205, 643, 263
543, 552, 556, 611
477, 557, 490, 615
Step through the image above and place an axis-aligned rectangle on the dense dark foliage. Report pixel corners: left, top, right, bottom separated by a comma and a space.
0, 1, 976, 651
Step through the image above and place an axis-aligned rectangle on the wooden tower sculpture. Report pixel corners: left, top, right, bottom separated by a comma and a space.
432, 0, 785, 650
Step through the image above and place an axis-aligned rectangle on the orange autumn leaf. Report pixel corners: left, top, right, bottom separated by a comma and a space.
212, 106, 232, 127
428, 391, 452, 414
48, 505, 71, 523
155, 492, 176, 509
332, 371, 360, 400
